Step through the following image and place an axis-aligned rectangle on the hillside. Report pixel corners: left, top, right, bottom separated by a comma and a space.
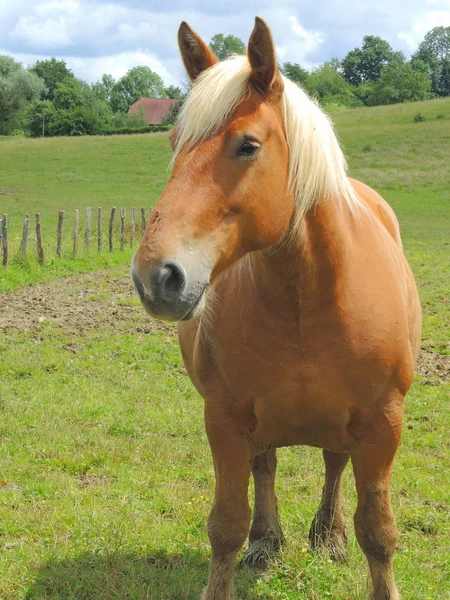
1, 98, 449, 348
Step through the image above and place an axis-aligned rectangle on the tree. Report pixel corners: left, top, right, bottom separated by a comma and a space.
161, 100, 184, 126
342, 36, 404, 85
110, 66, 166, 113
209, 34, 245, 60
0, 56, 46, 134
26, 100, 57, 137
29, 58, 74, 101
304, 64, 360, 108
413, 27, 450, 96
51, 107, 103, 136
368, 62, 431, 105
165, 85, 183, 99
92, 74, 115, 104
281, 62, 309, 86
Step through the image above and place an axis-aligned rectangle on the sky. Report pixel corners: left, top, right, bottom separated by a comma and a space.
1, 0, 450, 86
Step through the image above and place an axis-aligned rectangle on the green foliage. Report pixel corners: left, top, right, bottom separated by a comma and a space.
25, 100, 57, 137
29, 57, 74, 101
51, 107, 103, 136
342, 36, 404, 85
165, 85, 183, 99
304, 64, 360, 108
281, 62, 309, 86
368, 62, 431, 105
353, 81, 375, 105
110, 66, 166, 113
209, 33, 246, 60
418, 26, 450, 61
0, 56, 46, 135
413, 112, 426, 122
92, 74, 116, 104
413, 27, 450, 97
161, 100, 183, 126
102, 125, 170, 135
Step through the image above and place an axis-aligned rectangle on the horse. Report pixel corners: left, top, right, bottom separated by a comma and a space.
132, 18, 421, 600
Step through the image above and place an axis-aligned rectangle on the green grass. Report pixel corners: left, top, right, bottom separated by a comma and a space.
1, 98, 449, 598
0, 133, 172, 291
0, 279, 449, 599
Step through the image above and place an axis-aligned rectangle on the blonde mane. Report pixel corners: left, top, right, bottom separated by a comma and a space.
174, 55, 363, 223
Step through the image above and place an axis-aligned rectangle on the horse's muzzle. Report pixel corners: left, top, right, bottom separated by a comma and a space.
132, 259, 206, 321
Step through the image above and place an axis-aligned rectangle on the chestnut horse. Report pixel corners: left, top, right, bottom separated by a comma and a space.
132, 18, 421, 600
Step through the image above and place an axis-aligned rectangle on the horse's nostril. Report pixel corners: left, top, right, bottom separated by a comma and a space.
150, 260, 187, 301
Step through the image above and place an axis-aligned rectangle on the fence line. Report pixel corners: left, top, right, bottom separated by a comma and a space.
0, 207, 151, 267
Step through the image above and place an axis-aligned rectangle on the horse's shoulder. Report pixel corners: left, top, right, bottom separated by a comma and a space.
349, 178, 402, 247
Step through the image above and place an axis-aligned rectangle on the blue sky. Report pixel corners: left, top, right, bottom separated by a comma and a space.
1, 0, 449, 85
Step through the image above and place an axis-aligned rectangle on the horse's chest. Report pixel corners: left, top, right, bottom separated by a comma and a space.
190, 312, 359, 450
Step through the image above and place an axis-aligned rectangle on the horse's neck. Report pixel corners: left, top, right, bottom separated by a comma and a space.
253, 200, 350, 307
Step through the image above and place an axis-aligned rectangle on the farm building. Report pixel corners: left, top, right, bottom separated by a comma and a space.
128, 98, 179, 125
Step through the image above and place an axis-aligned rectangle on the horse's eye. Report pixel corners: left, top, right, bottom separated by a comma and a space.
237, 141, 259, 158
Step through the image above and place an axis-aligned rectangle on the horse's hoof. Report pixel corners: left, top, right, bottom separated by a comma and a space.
309, 520, 347, 561
309, 532, 348, 562
240, 537, 282, 571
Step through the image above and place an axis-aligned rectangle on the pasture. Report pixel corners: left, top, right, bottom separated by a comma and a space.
0, 98, 449, 599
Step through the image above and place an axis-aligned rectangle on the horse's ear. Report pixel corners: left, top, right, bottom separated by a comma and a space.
178, 22, 218, 83
248, 17, 283, 96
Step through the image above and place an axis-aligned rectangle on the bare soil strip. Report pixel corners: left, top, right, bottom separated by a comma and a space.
1, 268, 448, 382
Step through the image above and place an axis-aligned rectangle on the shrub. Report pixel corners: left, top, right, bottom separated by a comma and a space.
362, 143, 372, 152
101, 125, 171, 135
413, 112, 426, 122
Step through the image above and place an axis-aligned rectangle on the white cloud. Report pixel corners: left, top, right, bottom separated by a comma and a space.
398, 10, 450, 50
288, 15, 325, 52
0, 48, 180, 85
2, 0, 450, 87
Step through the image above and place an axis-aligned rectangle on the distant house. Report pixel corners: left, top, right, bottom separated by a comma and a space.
128, 98, 179, 125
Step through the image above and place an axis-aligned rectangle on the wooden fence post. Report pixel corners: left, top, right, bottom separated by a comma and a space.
1, 214, 7, 267
109, 207, 116, 252
141, 208, 146, 236
97, 207, 102, 252
84, 207, 91, 252
73, 209, 79, 255
20, 214, 30, 259
130, 207, 136, 247
36, 213, 44, 265
56, 210, 64, 257
120, 208, 126, 250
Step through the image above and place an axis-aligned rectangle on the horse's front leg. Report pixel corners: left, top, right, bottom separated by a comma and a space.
241, 448, 284, 570
202, 403, 252, 600
351, 396, 403, 600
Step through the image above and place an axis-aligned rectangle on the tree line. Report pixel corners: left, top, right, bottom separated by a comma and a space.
1, 27, 449, 138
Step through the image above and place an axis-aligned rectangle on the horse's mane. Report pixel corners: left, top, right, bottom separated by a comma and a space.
173, 55, 363, 224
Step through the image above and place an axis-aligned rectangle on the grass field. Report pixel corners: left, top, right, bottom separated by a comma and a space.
1, 98, 449, 599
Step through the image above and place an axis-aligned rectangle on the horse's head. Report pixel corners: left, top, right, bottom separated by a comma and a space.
132, 18, 293, 321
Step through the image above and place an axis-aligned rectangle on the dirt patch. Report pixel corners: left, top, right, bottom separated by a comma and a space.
0, 267, 176, 338
1, 268, 449, 383
75, 474, 115, 487
0, 190, 15, 195
416, 348, 450, 383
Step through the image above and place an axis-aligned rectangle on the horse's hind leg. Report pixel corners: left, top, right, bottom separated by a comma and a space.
351, 400, 402, 600
241, 449, 284, 570
309, 450, 349, 561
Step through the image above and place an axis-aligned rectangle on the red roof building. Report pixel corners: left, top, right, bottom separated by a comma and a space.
128, 98, 179, 125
